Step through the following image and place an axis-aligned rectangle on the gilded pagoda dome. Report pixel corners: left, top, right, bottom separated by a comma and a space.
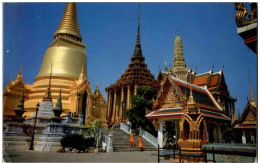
37, 3, 86, 79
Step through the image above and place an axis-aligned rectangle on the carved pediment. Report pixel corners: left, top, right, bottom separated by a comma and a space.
162, 85, 182, 104
245, 110, 256, 121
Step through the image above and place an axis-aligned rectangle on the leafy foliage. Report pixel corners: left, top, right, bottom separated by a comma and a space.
60, 134, 94, 150
222, 122, 241, 143
125, 86, 157, 136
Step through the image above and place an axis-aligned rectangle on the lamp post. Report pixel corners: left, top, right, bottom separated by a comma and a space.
29, 103, 40, 150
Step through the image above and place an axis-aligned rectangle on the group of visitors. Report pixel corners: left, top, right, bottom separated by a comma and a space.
130, 132, 143, 151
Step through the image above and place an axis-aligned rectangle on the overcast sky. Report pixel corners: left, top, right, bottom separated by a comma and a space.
3, 3, 256, 116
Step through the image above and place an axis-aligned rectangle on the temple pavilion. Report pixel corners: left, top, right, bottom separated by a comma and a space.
105, 5, 159, 125
234, 73, 257, 144
3, 3, 107, 125
146, 34, 237, 151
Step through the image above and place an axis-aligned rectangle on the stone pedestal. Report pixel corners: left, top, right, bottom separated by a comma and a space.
4, 122, 30, 136
35, 123, 67, 152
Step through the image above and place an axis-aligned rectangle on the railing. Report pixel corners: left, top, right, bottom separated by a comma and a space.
120, 122, 130, 134
157, 145, 177, 163
158, 146, 257, 163
102, 133, 113, 152
139, 127, 158, 147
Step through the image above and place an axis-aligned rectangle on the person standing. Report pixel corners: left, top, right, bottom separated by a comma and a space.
138, 136, 143, 151
130, 132, 134, 147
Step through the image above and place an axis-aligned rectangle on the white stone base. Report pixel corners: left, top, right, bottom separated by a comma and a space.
3, 136, 31, 151
35, 136, 63, 152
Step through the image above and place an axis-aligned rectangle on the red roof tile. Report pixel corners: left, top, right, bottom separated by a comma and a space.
193, 75, 208, 86
209, 75, 219, 86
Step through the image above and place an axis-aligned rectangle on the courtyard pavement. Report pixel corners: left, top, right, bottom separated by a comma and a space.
3, 150, 174, 162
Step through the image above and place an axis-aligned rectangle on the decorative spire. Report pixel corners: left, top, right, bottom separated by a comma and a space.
172, 34, 188, 81
248, 71, 256, 107
96, 80, 99, 90
187, 82, 195, 106
78, 65, 86, 84
95, 80, 100, 95
13, 90, 26, 117
43, 65, 52, 102
53, 3, 82, 41
210, 65, 214, 74
15, 65, 23, 82
53, 89, 63, 117
133, 3, 142, 57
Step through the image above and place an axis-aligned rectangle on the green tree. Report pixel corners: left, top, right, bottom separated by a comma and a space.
222, 122, 240, 143
125, 86, 157, 136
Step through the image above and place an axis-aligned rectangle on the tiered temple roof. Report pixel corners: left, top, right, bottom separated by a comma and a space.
147, 75, 230, 121
106, 5, 158, 91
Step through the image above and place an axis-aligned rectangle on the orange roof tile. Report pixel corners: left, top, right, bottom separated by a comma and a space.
193, 75, 208, 86
209, 75, 219, 86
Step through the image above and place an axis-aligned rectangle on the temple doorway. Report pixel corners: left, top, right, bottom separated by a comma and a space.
163, 121, 176, 148
183, 121, 190, 141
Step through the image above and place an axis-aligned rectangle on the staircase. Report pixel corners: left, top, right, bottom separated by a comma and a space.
105, 127, 156, 152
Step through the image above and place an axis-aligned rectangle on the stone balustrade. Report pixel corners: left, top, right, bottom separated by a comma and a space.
139, 127, 158, 147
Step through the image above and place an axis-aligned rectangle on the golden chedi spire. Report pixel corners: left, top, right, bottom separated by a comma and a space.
15, 65, 23, 83
54, 2, 82, 41
249, 71, 256, 107
36, 2, 86, 79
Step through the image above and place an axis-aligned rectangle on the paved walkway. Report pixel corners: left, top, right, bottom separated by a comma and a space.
3, 150, 174, 162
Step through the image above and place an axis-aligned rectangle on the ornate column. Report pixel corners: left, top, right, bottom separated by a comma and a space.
113, 89, 117, 122
120, 87, 124, 121
107, 91, 111, 121
158, 120, 163, 147
127, 85, 131, 109
242, 130, 246, 144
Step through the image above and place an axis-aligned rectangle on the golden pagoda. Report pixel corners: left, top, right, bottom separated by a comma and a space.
3, 3, 106, 124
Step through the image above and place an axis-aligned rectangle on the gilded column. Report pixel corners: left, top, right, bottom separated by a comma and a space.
127, 85, 131, 109
120, 87, 124, 121
107, 91, 111, 121
134, 84, 138, 95
112, 89, 117, 122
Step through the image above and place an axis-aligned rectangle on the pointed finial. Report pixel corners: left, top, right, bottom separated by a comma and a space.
159, 66, 161, 71
222, 65, 224, 70
164, 61, 169, 74
177, 29, 179, 36
15, 65, 23, 82
138, 3, 140, 28
19, 65, 22, 74
194, 65, 197, 71
133, 3, 142, 57
248, 71, 256, 107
